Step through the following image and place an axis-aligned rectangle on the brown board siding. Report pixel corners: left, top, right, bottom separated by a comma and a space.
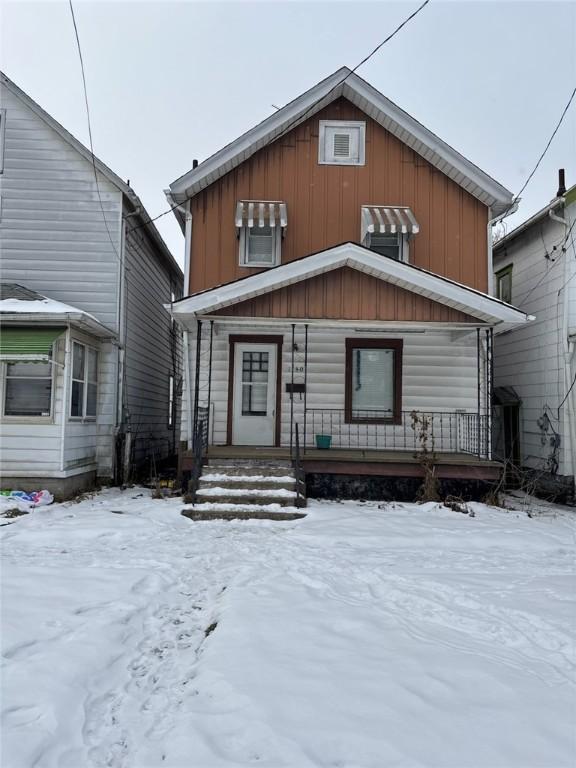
189, 97, 488, 296
211, 268, 480, 323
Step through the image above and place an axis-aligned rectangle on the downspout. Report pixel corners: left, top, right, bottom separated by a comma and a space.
59, 326, 71, 473
176, 199, 194, 448
488, 202, 518, 296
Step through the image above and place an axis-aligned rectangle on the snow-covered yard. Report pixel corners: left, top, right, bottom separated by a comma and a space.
1, 490, 575, 768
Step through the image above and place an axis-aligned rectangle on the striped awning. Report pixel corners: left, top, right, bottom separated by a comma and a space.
0, 327, 64, 360
235, 200, 288, 229
361, 206, 419, 241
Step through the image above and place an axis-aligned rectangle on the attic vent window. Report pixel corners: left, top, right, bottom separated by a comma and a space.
333, 133, 351, 157
319, 120, 365, 166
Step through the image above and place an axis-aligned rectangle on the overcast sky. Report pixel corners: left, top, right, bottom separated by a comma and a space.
2, 0, 575, 266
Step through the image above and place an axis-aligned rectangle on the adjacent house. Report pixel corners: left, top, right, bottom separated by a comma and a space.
166, 67, 531, 500
492, 172, 575, 502
0, 72, 183, 497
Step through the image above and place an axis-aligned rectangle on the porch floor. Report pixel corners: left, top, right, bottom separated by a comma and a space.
204, 446, 501, 480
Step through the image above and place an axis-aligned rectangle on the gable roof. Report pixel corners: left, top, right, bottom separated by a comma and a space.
171, 242, 531, 330
168, 67, 513, 217
494, 183, 576, 252
0, 71, 182, 280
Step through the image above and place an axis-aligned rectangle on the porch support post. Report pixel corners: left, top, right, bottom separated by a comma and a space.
486, 327, 493, 460
303, 323, 309, 454
290, 324, 295, 454
206, 320, 214, 448
193, 319, 202, 445
476, 327, 481, 458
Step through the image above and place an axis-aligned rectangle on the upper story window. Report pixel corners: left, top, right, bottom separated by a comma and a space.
361, 206, 419, 263
235, 201, 288, 268
496, 264, 513, 303
318, 120, 365, 166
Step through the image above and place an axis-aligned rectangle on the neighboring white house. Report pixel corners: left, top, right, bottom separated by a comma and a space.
0, 72, 183, 497
493, 173, 576, 502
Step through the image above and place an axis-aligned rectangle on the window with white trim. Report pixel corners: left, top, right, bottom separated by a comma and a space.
70, 341, 98, 418
239, 224, 281, 267
4, 358, 53, 417
318, 120, 365, 166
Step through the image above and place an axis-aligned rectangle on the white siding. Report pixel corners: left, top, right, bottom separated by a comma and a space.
123, 218, 182, 469
493, 212, 571, 475
0, 330, 114, 479
0, 82, 122, 330
186, 323, 482, 451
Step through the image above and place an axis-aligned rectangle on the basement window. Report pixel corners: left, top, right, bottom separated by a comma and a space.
318, 120, 365, 166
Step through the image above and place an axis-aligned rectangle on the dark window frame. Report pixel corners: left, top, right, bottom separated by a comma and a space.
344, 338, 403, 425
495, 264, 513, 304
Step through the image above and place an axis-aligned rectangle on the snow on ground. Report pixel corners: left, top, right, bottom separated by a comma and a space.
1, 489, 575, 768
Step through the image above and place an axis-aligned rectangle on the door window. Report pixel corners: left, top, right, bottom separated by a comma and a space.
241, 351, 269, 416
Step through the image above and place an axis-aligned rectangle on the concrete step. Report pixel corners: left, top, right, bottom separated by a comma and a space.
206, 459, 294, 470
196, 486, 298, 507
200, 477, 297, 492
201, 468, 295, 480
182, 503, 306, 522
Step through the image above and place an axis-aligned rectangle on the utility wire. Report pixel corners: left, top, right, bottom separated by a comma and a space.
503, 84, 576, 217
127, 0, 431, 236
68, 0, 121, 260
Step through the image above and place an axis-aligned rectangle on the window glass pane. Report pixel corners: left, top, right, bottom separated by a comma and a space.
72, 342, 85, 380
351, 348, 395, 417
5, 378, 52, 417
71, 380, 84, 417
241, 351, 269, 415
6, 361, 51, 378
86, 383, 97, 417
247, 226, 274, 263
369, 233, 401, 259
87, 348, 98, 383
498, 272, 512, 303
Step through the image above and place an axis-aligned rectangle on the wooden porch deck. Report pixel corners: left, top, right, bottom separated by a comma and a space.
204, 446, 501, 480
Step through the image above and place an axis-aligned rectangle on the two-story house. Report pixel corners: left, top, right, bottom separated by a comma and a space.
492, 172, 575, 503
166, 67, 530, 501
0, 73, 183, 497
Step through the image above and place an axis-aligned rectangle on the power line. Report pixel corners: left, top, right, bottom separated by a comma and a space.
503, 84, 576, 217
127, 0, 431, 236
68, 0, 121, 260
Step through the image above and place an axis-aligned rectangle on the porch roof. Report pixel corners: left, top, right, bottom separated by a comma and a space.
170, 243, 533, 330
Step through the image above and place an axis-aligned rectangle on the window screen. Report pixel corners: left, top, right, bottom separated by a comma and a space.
368, 232, 401, 260
246, 225, 275, 264
4, 359, 52, 417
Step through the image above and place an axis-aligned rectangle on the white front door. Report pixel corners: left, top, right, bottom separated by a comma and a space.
232, 343, 278, 445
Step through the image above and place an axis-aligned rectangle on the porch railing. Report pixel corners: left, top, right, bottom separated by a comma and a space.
304, 409, 490, 458
186, 406, 209, 503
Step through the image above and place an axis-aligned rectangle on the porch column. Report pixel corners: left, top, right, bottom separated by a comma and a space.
206, 320, 214, 448
476, 328, 481, 459
192, 319, 202, 444
290, 323, 295, 454
303, 323, 309, 454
